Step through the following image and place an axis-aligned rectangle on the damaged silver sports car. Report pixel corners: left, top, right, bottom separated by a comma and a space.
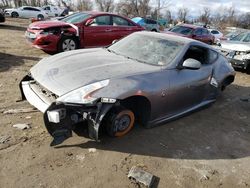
20, 32, 235, 146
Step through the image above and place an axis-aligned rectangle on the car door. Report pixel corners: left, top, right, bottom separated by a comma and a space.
165, 45, 214, 116
193, 28, 203, 42
83, 15, 113, 48
30, 8, 40, 18
110, 15, 141, 41
202, 28, 212, 43
20, 7, 30, 18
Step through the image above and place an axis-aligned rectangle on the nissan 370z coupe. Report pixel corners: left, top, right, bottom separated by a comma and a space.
20, 32, 235, 146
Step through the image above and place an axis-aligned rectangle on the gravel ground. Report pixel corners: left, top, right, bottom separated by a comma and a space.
0, 18, 250, 188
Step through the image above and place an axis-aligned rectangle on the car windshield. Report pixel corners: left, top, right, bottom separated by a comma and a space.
169, 26, 193, 35
230, 33, 246, 41
132, 17, 142, 23
61, 12, 91, 24
107, 33, 183, 66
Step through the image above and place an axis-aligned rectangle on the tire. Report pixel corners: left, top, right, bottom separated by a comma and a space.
58, 36, 78, 52
37, 14, 44, 20
106, 107, 135, 137
246, 64, 250, 75
11, 12, 19, 18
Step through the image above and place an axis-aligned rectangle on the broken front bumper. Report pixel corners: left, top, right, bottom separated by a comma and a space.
230, 58, 249, 70
20, 76, 114, 146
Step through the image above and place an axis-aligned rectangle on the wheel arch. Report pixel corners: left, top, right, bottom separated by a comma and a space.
221, 75, 235, 91
119, 95, 151, 127
57, 34, 80, 52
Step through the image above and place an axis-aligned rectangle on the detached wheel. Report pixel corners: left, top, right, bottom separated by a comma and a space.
106, 107, 135, 137
11, 12, 19, 18
58, 36, 78, 52
37, 14, 44, 20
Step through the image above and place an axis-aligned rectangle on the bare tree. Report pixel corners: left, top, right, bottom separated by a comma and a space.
199, 7, 211, 24
177, 7, 188, 23
77, 0, 93, 11
116, 0, 151, 18
155, 0, 171, 19
164, 9, 172, 23
237, 12, 250, 29
95, 0, 114, 12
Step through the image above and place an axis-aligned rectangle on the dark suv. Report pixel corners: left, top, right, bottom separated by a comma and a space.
168, 24, 214, 44
0, 9, 5, 23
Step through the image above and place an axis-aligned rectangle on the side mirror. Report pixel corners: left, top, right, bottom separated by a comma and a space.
112, 39, 118, 44
182, 58, 201, 70
85, 19, 94, 26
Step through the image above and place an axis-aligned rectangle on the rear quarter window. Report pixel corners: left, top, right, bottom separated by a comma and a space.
208, 50, 218, 64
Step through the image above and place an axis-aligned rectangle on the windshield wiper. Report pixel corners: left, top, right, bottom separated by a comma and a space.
123, 55, 147, 64
106, 48, 119, 55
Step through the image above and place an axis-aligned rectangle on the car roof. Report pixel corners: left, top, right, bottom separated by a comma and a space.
179, 24, 203, 29
137, 31, 204, 44
81, 11, 128, 17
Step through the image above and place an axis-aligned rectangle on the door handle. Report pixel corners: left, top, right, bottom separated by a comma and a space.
105, 29, 112, 32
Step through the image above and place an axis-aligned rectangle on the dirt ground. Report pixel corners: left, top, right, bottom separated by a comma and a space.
0, 18, 250, 188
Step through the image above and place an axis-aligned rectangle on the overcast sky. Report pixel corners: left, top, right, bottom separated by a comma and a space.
160, 0, 250, 18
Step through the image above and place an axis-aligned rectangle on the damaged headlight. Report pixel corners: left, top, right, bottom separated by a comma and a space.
56, 80, 110, 104
40, 29, 59, 36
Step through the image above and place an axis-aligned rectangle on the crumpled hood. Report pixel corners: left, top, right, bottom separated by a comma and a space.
31, 48, 160, 96
29, 20, 69, 30
221, 41, 250, 52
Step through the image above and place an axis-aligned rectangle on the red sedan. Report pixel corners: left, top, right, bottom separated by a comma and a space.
165, 24, 215, 44
25, 12, 144, 53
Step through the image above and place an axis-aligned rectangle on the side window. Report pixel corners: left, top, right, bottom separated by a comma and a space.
151, 20, 157, 24
31, 8, 40, 12
44, 6, 50, 10
183, 46, 209, 64
202, 28, 209, 35
23, 7, 29, 11
113, 16, 130, 26
194, 28, 202, 35
91, 15, 111, 26
211, 30, 219, 34
145, 19, 150, 24
243, 33, 250, 42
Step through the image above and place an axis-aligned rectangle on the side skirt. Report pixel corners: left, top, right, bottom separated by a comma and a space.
146, 99, 216, 128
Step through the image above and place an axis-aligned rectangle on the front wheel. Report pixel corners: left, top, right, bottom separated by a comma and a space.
11, 12, 19, 18
58, 36, 78, 52
106, 107, 135, 137
37, 14, 44, 20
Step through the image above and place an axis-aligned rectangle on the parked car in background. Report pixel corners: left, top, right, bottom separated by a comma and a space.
167, 24, 214, 44
25, 11, 144, 53
0, 9, 5, 23
209, 29, 223, 44
5, 6, 48, 20
132, 17, 159, 32
42, 5, 66, 17
20, 32, 235, 146
218, 32, 250, 73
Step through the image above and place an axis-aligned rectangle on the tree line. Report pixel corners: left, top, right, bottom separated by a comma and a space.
0, 0, 249, 29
